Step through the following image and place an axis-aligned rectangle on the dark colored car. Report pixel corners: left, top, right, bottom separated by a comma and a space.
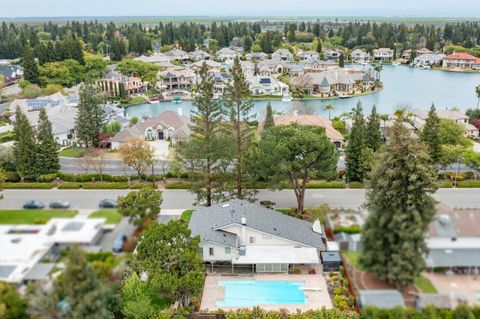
112, 234, 127, 253
99, 199, 118, 209
23, 200, 45, 209
49, 200, 70, 209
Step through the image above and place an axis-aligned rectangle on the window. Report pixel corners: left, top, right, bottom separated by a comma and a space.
225, 247, 231, 255
209, 247, 214, 256
249, 236, 255, 244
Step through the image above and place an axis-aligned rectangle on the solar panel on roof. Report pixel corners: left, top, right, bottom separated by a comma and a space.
259, 78, 271, 84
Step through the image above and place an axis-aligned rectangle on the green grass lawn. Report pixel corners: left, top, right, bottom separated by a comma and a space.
59, 147, 85, 158
415, 275, 438, 293
0, 210, 77, 224
342, 251, 363, 270
180, 210, 194, 223
89, 210, 122, 224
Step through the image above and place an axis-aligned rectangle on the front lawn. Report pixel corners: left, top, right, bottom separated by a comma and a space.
89, 210, 122, 224
415, 275, 438, 293
0, 210, 77, 224
180, 210, 194, 223
59, 147, 85, 158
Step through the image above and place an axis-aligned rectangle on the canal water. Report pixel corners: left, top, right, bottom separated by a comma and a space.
126, 65, 480, 120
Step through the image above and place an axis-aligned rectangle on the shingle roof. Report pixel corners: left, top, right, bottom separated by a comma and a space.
111, 111, 191, 143
189, 199, 325, 249
416, 294, 453, 309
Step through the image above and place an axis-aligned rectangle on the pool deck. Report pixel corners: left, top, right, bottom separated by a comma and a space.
201, 274, 332, 312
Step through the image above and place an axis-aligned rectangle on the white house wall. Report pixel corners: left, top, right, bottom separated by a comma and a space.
201, 242, 236, 262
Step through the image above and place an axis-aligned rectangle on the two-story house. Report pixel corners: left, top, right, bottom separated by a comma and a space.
189, 200, 326, 272
373, 48, 394, 61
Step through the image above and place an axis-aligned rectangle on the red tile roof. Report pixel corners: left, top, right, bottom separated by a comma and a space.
444, 52, 477, 60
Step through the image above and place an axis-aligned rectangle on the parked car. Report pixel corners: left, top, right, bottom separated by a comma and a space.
99, 199, 118, 209
49, 200, 70, 209
112, 234, 127, 252
23, 200, 45, 209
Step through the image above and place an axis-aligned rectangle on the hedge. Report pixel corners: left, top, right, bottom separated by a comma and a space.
438, 181, 453, 188
306, 181, 346, 189
57, 182, 154, 190
3, 182, 53, 189
333, 225, 362, 234
457, 180, 480, 188
347, 182, 364, 189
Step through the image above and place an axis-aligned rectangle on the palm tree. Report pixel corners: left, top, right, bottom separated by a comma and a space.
373, 63, 383, 81
476, 85, 480, 110
323, 103, 334, 120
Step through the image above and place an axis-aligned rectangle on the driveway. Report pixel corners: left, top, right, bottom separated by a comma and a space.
98, 217, 136, 251
147, 140, 170, 160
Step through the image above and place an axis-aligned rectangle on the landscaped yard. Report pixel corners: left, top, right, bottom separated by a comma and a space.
89, 210, 122, 224
180, 210, 193, 223
59, 146, 85, 158
415, 275, 438, 293
0, 210, 77, 224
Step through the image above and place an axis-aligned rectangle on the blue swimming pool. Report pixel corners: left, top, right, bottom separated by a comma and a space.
216, 280, 307, 307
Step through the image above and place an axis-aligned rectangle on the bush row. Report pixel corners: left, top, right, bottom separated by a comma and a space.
333, 225, 362, 234
3, 182, 52, 189
57, 182, 154, 190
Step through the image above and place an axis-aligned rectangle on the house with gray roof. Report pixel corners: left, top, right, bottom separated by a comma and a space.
110, 110, 191, 149
272, 48, 294, 62
188, 199, 326, 272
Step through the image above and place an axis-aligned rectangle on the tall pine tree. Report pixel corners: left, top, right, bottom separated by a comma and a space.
420, 104, 442, 162
13, 107, 37, 179
345, 102, 367, 182
263, 102, 275, 130
21, 48, 39, 84
360, 119, 437, 287
366, 105, 382, 152
75, 82, 106, 148
177, 62, 230, 206
36, 108, 60, 174
224, 57, 256, 199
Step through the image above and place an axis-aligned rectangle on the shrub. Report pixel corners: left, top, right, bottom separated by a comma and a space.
57, 182, 81, 189
438, 181, 453, 188
81, 182, 130, 189
457, 180, 480, 188
306, 181, 346, 189
292, 269, 301, 274
4, 171, 20, 182
3, 182, 52, 189
333, 225, 362, 234
347, 182, 364, 189
37, 173, 58, 183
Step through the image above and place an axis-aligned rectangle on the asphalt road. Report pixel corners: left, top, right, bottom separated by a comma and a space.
1, 188, 480, 210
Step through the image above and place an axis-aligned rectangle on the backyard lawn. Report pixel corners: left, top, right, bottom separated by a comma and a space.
0, 210, 77, 224
180, 210, 194, 223
89, 210, 122, 224
415, 275, 438, 293
59, 146, 85, 158
342, 251, 363, 270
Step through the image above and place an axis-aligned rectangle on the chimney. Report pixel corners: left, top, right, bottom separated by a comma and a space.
241, 216, 246, 225
241, 216, 247, 245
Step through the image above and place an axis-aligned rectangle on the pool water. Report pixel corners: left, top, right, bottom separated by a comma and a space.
216, 280, 307, 307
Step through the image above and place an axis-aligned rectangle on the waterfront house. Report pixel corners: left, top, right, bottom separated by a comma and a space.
188, 199, 326, 273
442, 53, 477, 69
325, 50, 342, 61
245, 75, 289, 96
411, 108, 479, 138
97, 71, 147, 97
351, 49, 370, 63
304, 59, 338, 72
414, 53, 445, 67
402, 48, 433, 60
272, 48, 294, 62
300, 68, 365, 95
261, 114, 345, 148
158, 70, 195, 91
111, 110, 191, 149
373, 48, 394, 61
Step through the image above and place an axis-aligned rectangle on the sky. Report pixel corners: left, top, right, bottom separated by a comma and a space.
1, 0, 480, 18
